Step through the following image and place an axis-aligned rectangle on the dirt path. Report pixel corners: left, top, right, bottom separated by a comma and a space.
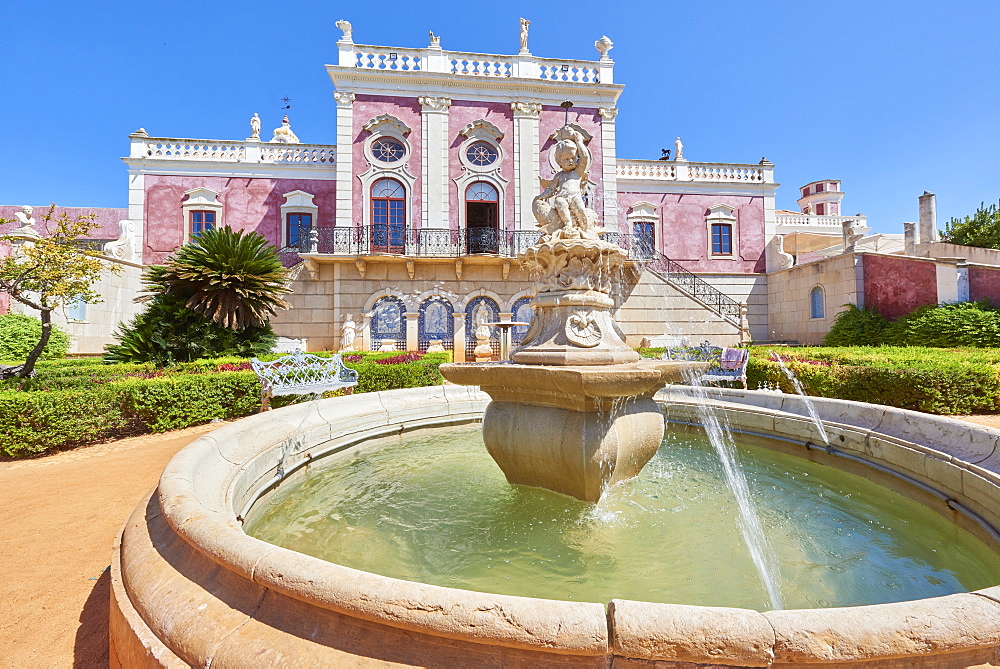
0, 422, 225, 668
1, 414, 999, 668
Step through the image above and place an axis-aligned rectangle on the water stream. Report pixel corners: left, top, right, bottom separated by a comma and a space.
683, 370, 784, 609
770, 351, 830, 447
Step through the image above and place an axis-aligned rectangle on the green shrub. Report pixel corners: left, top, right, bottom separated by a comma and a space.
0, 350, 452, 458
881, 301, 1000, 347
0, 314, 70, 362
823, 305, 891, 346
105, 293, 276, 365
747, 347, 1000, 414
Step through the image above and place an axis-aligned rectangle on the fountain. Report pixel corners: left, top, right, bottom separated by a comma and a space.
108, 119, 1000, 668
441, 119, 694, 502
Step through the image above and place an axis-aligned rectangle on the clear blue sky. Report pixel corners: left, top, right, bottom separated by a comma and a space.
2, 0, 998, 234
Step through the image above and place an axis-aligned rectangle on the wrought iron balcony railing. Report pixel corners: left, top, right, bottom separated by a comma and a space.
282, 226, 741, 325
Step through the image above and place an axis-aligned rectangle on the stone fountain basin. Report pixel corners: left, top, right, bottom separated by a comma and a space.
110, 385, 1000, 667
440, 359, 700, 410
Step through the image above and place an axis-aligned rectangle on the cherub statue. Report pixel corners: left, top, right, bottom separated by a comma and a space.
532, 125, 601, 241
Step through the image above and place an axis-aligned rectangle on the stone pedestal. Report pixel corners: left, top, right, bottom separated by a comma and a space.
440, 360, 697, 502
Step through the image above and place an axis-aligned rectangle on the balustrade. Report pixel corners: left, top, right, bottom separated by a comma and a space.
617, 159, 772, 185
141, 141, 245, 161
776, 214, 867, 228
129, 137, 336, 166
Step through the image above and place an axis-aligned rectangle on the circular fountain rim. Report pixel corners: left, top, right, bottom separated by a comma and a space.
111, 385, 1000, 667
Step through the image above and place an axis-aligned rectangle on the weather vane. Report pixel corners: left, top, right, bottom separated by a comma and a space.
282, 96, 291, 110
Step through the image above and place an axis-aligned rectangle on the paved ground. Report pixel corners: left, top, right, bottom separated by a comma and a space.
0, 422, 225, 668
2, 413, 999, 668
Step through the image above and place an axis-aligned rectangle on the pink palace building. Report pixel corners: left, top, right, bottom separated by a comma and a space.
11, 21, 1000, 356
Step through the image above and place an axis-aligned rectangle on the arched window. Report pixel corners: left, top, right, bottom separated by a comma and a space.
371, 178, 406, 254
370, 296, 406, 351
511, 296, 534, 345
418, 297, 454, 352
810, 286, 825, 319
465, 296, 500, 359
466, 182, 500, 254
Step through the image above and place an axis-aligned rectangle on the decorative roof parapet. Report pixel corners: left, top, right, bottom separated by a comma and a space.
617, 159, 775, 185
338, 41, 614, 85
126, 136, 336, 165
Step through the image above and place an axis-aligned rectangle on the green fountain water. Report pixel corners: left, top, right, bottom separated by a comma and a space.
245, 424, 1000, 612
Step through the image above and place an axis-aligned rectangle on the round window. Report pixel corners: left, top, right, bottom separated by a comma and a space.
466, 141, 499, 167
371, 137, 406, 163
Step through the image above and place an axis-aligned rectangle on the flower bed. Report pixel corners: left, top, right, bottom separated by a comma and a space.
0, 351, 450, 459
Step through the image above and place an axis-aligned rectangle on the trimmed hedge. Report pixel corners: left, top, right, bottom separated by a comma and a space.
0, 314, 70, 362
0, 351, 450, 458
749, 347, 1000, 415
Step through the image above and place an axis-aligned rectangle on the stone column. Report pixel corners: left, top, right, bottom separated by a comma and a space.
453, 312, 466, 362
919, 191, 938, 244
334, 91, 356, 229
404, 311, 420, 352
418, 97, 451, 230
598, 107, 620, 232
511, 102, 542, 231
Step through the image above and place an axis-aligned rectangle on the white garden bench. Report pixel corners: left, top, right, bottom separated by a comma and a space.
251, 352, 359, 411
662, 342, 749, 389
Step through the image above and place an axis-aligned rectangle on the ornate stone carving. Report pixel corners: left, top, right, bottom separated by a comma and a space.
333, 91, 355, 107
674, 136, 685, 161
418, 96, 451, 112
510, 101, 542, 118
335, 19, 353, 42
428, 31, 440, 48
598, 107, 619, 121
362, 113, 410, 136
340, 314, 358, 352
270, 115, 300, 144
566, 310, 601, 347
772, 236, 795, 270
595, 35, 614, 59
103, 219, 135, 261
842, 218, 866, 253
459, 119, 504, 142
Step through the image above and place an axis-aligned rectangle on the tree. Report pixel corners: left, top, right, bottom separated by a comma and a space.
105, 227, 290, 364
0, 206, 115, 377
941, 200, 1000, 248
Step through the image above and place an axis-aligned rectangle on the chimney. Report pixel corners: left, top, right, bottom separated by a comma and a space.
918, 191, 938, 244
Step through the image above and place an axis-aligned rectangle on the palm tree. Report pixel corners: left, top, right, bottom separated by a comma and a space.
145, 227, 291, 329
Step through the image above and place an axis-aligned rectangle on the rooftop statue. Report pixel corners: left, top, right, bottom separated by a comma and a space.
595, 35, 614, 59
249, 113, 261, 140
270, 115, 300, 144
335, 19, 353, 43
11, 205, 39, 237
532, 125, 602, 242
519, 18, 530, 53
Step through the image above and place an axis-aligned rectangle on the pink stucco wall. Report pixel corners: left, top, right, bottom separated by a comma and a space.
448, 100, 515, 231
352, 95, 422, 229
969, 266, 1000, 306
862, 254, 938, 320
616, 191, 766, 273
0, 205, 127, 240
538, 106, 604, 213
142, 176, 337, 265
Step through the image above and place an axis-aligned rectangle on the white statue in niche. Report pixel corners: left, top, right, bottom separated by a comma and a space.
336, 19, 353, 42
674, 136, 685, 161
11, 205, 39, 237
340, 314, 358, 351
519, 18, 530, 52
249, 113, 261, 140
532, 126, 601, 241
270, 115, 300, 144
595, 35, 613, 59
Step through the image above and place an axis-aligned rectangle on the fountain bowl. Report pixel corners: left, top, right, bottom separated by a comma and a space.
110, 385, 1000, 667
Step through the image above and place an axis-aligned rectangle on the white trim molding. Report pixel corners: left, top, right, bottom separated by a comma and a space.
280, 190, 318, 249
182, 187, 223, 233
